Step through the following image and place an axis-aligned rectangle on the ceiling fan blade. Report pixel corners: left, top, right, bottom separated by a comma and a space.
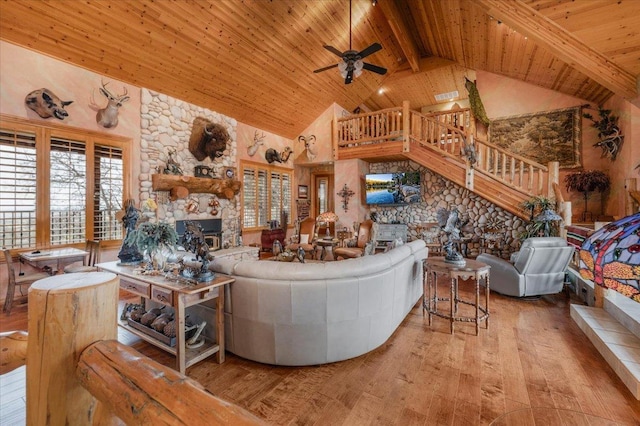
345, 68, 354, 85
313, 63, 339, 73
358, 43, 382, 59
323, 45, 345, 58
362, 62, 387, 75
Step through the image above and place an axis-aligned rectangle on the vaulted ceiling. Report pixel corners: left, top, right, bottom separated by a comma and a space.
1, 0, 638, 139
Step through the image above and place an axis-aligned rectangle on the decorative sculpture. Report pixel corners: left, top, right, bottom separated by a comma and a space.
583, 106, 624, 161
117, 199, 144, 265
180, 221, 214, 282
272, 239, 283, 257
337, 183, 355, 212
464, 77, 490, 127
163, 148, 184, 175
25, 88, 73, 120
296, 246, 306, 263
436, 207, 469, 265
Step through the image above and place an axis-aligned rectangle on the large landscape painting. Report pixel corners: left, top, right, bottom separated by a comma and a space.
489, 107, 582, 169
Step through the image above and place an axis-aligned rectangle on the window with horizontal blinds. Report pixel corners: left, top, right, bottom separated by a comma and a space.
0, 130, 37, 249
0, 116, 130, 250
50, 136, 87, 245
94, 144, 124, 241
241, 162, 292, 230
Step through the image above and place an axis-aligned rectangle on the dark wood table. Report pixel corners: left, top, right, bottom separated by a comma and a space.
423, 257, 490, 335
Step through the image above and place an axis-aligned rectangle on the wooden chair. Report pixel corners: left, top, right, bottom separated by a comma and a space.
64, 240, 101, 273
334, 220, 374, 259
420, 222, 443, 256
286, 218, 317, 259
3, 248, 50, 315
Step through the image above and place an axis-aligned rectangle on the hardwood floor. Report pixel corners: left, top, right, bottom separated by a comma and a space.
1, 288, 639, 425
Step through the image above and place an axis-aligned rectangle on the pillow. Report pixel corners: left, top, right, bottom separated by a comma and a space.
300, 234, 309, 244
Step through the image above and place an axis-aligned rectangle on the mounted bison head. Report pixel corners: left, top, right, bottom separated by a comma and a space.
25, 88, 73, 120
188, 117, 230, 161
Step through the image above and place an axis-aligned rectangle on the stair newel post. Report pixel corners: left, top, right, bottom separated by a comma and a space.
548, 161, 559, 198
402, 100, 410, 153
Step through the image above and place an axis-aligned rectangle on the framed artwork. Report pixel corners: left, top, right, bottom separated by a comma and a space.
489, 106, 582, 169
298, 185, 308, 199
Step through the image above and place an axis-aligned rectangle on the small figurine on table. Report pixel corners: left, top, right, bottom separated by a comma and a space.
180, 221, 214, 282
117, 199, 144, 265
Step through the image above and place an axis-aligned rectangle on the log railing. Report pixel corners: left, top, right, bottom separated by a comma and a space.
336, 106, 404, 147
335, 102, 555, 199
473, 137, 550, 197
18, 272, 264, 425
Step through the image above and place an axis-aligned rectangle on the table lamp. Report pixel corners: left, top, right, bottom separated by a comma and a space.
317, 211, 338, 238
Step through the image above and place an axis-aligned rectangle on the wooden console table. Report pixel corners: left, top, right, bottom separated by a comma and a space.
96, 261, 234, 374
423, 257, 490, 335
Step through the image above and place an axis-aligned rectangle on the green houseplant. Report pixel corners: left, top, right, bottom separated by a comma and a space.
564, 170, 610, 221
124, 221, 179, 270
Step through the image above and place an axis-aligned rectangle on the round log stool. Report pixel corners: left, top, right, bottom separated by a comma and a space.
26, 272, 119, 425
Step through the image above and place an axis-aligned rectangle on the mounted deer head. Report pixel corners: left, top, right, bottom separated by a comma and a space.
298, 135, 317, 161
247, 130, 265, 157
95, 80, 129, 128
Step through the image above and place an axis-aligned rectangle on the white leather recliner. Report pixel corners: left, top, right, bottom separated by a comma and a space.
476, 237, 573, 297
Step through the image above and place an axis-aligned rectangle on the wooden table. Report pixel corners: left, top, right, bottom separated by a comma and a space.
97, 261, 234, 374
20, 247, 88, 275
316, 238, 338, 261
423, 257, 490, 335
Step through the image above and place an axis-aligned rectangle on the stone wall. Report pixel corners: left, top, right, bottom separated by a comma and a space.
369, 160, 527, 257
138, 88, 241, 247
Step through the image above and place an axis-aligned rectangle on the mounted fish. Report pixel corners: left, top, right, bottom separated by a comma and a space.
25, 88, 73, 120
94, 80, 129, 128
189, 117, 229, 161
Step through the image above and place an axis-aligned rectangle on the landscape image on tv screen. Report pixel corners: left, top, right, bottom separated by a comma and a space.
365, 172, 421, 205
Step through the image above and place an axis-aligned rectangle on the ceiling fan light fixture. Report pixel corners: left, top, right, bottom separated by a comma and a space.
354, 59, 364, 71
354, 68, 363, 78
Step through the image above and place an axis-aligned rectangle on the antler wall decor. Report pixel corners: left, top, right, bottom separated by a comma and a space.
337, 183, 355, 212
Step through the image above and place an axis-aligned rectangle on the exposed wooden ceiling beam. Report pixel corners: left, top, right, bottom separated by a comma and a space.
377, 0, 420, 72
475, 0, 638, 102
386, 56, 458, 83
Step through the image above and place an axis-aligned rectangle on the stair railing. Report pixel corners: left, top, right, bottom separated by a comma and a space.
335, 102, 555, 199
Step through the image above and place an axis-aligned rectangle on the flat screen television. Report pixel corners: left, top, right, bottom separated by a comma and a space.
365, 171, 421, 205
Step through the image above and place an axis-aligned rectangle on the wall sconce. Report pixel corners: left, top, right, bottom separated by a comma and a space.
337, 184, 355, 213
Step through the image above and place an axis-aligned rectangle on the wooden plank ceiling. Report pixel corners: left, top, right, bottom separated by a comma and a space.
0, 0, 638, 139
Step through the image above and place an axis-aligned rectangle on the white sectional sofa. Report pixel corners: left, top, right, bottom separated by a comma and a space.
209, 239, 427, 366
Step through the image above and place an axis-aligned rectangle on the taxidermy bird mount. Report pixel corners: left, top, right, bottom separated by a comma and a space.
313, 0, 387, 84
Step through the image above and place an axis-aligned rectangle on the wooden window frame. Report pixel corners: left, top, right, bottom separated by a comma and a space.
0, 115, 132, 251
240, 160, 292, 233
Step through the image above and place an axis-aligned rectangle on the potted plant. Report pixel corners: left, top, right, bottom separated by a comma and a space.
124, 221, 179, 270
564, 170, 610, 222
519, 196, 562, 240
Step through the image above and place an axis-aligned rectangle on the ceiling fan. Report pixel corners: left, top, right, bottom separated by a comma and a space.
313, 0, 387, 84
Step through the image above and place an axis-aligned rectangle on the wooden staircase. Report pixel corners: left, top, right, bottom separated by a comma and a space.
333, 101, 561, 219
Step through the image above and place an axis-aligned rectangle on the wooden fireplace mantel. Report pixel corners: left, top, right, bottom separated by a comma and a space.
151, 173, 241, 200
